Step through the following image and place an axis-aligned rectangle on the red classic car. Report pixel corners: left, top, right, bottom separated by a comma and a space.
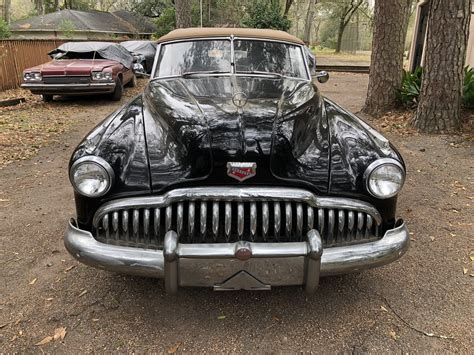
21, 42, 136, 102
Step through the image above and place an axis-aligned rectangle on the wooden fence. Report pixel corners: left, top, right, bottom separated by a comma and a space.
0, 40, 67, 91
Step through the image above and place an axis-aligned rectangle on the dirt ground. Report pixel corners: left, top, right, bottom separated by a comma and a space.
0, 75, 472, 352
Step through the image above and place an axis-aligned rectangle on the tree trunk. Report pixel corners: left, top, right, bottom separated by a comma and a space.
2, 0, 11, 23
362, 0, 412, 116
175, 0, 193, 28
413, 0, 471, 132
284, 0, 294, 18
303, 0, 317, 44
335, 19, 345, 53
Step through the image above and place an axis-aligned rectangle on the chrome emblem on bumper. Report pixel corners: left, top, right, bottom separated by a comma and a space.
226, 162, 257, 182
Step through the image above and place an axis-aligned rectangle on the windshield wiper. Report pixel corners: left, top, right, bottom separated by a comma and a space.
236, 70, 282, 79
182, 70, 229, 78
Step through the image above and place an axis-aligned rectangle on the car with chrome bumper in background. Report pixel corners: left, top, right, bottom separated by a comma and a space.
21, 42, 136, 102
65, 28, 409, 294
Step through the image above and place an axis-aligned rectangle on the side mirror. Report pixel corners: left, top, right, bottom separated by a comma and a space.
315, 71, 329, 84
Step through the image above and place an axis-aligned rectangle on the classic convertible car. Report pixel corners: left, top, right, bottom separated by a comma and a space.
65, 28, 409, 294
21, 42, 135, 101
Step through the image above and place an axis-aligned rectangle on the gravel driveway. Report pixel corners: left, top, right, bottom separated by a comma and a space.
0, 75, 472, 352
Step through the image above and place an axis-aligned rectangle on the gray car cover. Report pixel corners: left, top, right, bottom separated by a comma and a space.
49, 42, 133, 69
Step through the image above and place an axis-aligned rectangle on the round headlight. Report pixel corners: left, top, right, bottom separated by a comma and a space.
364, 159, 405, 199
70, 157, 114, 197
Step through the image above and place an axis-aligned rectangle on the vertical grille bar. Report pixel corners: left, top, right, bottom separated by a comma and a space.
307, 206, 314, 230
262, 202, 269, 241
188, 202, 195, 240
200, 201, 207, 238
153, 208, 160, 239
177, 203, 184, 238
274, 202, 281, 240
237, 202, 244, 239
102, 214, 109, 242
327, 209, 335, 245
112, 211, 119, 240
318, 209, 325, 236
122, 210, 129, 241
224, 202, 231, 241
165, 206, 172, 232
285, 202, 292, 238
296, 203, 303, 239
143, 208, 150, 242
356, 212, 364, 240
365, 214, 373, 238
212, 201, 219, 241
250, 202, 257, 241
337, 210, 345, 243
133, 209, 139, 241
347, 211, 354, 242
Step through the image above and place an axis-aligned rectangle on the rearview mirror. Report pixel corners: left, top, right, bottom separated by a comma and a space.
315, 71, 329, 84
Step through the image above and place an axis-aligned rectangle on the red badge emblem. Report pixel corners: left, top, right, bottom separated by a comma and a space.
226, 162, 257, 182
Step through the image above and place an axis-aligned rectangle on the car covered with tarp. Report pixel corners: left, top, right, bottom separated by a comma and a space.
121, 40, 157, 75
21, 41, 136, 101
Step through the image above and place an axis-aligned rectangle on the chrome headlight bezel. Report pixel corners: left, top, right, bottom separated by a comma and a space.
23, 72, 42, 81
363, 158, 405, 199
91, 71, 113, 81
69, 156, 115, 198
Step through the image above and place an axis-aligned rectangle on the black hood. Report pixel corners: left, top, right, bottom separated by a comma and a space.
142, 76, 330, 193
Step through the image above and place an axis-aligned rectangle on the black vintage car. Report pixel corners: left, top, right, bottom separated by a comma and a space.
65, 28, 409, 294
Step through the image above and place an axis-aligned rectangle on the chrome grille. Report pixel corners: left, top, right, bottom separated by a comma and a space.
93, 187, 382, 249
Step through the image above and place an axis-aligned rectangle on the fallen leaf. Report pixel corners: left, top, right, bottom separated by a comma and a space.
53, 327, 66, 341
78, 290, 88, 297
35, 336, 53, 346
217, 315, 226, 320
46, 298, 53, 301
380, 305, 388, 312
463, 267, 468, 275
92, 318, 100, 322
29, 278, 37, 285
0, 198, 9, 202
389, 330, 399, 340
167, 342, 182, 354
0, 322, 9, 329
470, 255, 474, 262
64, 265, 76, 272
429, 236, 435, 242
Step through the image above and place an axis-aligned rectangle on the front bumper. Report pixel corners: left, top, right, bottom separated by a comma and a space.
21, 82, 116, 95
64, 219, 409, 293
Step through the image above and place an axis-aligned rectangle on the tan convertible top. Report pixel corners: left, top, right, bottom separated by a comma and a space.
157, 27, 305, 45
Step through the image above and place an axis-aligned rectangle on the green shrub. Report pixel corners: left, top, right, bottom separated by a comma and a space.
397, 66, 474, 109
0, 19, 11, 39
240, 0, 291, 32
462, 66, 474, 108
155, 7, 176, 38
397, 67, 423, 107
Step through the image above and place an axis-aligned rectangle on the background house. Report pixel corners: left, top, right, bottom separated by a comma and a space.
408, 0, 474, 71
9, 9, 157, 40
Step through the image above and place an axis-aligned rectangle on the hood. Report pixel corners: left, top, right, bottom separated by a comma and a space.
142, 75, 330, 193
28, 59, 117, 76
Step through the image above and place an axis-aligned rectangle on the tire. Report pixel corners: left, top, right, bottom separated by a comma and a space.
126, 74, 137, 88
110, 78, 123, 101
42, 94, 53, 102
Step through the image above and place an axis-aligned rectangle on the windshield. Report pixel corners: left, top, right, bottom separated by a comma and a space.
53, 52, 106, 60
155, 40, 231, 77
154, 39, 308, 79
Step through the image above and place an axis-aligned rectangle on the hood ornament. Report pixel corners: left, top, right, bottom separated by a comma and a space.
227, 162, 256, 182
232, 92, 248, 108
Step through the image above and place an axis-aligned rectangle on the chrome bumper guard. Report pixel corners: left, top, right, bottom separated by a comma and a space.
64, 219, 409, 294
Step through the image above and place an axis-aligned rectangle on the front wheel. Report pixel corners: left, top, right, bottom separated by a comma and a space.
42, 94, 53, 102
126, 74, 137, 88
110, 78, 123, 101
